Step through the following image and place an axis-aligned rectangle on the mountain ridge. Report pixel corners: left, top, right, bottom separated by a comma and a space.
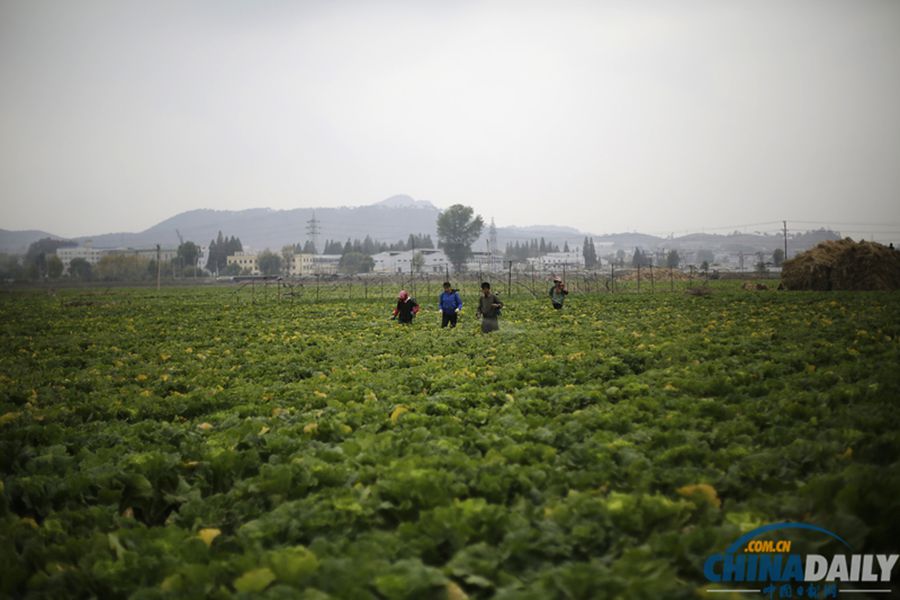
1, 197, 841, 255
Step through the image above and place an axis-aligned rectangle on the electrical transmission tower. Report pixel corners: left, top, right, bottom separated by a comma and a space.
306, 211, 321, 254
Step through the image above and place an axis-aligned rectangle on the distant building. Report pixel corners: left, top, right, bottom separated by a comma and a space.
372, 249, 449, 274
57, 243, 177, 275
56, 243, 105, 274
526, 251, 585, 272
465, 251, 505, 273
118, 247, 177, 263
312, 254, 341, 275
227, 251, 260, 275
289, 253, 315, 276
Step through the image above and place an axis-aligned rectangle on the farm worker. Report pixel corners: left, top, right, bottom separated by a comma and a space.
476, 282, 504, 333
391, 290, 419, 324
549, 277, 568, 309
438, 281, 463, 328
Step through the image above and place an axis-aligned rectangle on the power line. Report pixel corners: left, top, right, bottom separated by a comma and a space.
788, 220, 900, 228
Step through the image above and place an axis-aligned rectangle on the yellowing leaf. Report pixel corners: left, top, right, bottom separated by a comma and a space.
197, 422, 213, 431
446, 581, 469, 600
267, 545, 319, 585
676, 483, 721, 508
234, 567, 276, 593
303, 422, 318, 434
0, 412, 21, 426
390, 405, 409, 424
198, 528, 221, 547
160, 573, 182, 592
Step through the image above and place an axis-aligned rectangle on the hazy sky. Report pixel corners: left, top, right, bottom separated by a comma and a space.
2, 0, 899, 240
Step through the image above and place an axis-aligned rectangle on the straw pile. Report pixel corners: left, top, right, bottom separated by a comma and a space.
781, 238, 900, 291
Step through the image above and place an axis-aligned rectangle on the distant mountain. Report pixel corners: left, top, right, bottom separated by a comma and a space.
62, 196, 600, 252
1, 196, 843, 259
594, 232, 666, 248
373, 195, 439, 210
76, 200, 445, 251
0, 229, 66, 254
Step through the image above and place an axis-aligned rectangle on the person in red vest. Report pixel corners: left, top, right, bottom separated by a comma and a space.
391, 290, 420, 324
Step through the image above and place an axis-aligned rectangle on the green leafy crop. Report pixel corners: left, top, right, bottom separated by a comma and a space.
1, 287, 898, 598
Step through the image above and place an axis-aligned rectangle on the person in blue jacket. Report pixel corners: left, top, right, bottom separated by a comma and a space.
438, 281, 463, 328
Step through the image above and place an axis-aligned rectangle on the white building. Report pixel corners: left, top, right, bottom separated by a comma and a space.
526, 251, 585, 272
290, 253, 315, 276
226, 251, 260, 275
312, 254, 342, 275
56, 244, 105, 273
57, 243, 177, 274
371, 249, 449, 275
465, 251, 505, 273
126, 247, 177, 263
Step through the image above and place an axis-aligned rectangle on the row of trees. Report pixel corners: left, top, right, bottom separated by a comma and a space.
583, 237, 599, 268
205, 231, 244, 273
3, 216, 794, 282
260, 206, 486, 275
624, 247, 784, 270
320, 234, 435, 256
14, 254, 189, 282
504, 239, 564, 261
248, 249, 380, 277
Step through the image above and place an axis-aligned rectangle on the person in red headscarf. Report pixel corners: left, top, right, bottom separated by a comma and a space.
391, 289, 420, 324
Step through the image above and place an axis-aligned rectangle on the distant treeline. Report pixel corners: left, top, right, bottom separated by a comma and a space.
205, 231, 244, 272
316, 233, 435, 256
504, 238, 564, 260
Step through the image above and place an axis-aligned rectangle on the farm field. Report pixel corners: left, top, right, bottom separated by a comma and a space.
1, 286, 899, 599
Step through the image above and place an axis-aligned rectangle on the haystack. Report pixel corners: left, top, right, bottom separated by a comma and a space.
781, 238, 900, 291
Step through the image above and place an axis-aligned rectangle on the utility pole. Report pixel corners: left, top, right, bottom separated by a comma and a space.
507, 261, 512, 297
783, 220, 788, 260
156, 244, 161, 291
